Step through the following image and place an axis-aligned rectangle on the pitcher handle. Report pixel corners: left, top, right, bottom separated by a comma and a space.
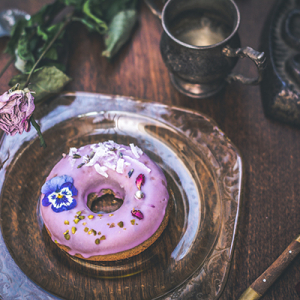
223, 46, 267, 85
144, 0, 164, 19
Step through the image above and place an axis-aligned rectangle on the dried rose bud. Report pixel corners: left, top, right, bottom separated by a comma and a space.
135, 174, 145, 190
131, 209, 144, 220
0, 87, 35, 136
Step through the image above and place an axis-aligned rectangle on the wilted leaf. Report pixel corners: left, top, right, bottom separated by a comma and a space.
9, 66, 72, 102
102, 9, 137, 58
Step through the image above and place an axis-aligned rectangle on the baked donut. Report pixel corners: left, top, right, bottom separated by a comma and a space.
40, 141, 170, 261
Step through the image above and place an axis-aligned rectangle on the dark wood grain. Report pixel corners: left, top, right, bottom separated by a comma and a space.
251, 237, 300, 297
1, 0, 300, 299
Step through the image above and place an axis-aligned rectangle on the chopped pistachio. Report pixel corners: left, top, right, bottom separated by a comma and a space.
72, 227, 77, 234
95, 238, 100, 245
130, 219, 135, 225
88, 215, 94, 219
84, 227, 89, 232
82, 222, 87, 226
109, 213, 114, 217
64, 229, 69, 235
78, 215, 85, 220
54, 240, 58, 243
64, 233, 70, 240
98, 214, 103, 217
98, 231, 101, 235
88, 229, 96, 236
76, 211, 82, 216
117, 221, 124, 228
100, 235, 106, 240
64, 220, 69, 225
74, 218, 80, 224
109, 223, 115, 228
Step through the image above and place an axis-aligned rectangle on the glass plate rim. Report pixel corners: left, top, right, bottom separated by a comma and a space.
0, 92, 243, 300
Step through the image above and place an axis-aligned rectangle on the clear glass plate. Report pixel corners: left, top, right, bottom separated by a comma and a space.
0, 92, 242, 300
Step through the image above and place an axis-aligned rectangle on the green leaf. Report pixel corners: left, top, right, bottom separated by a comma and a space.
82, 0, 107, 33
17, 30, 34, 61
37, 25, 49, 41
8, 66, 72, 102
37, 22, 66, 55
15, 29, 36, 73
102, 9, 137, 58
43, 47, 58, 60
98, 0, 138, 22
4, 19, 27, 55
61, 0, 85, 10
72, 16, 97, 31
28, 1, 65, 27
40, 60, 66, 72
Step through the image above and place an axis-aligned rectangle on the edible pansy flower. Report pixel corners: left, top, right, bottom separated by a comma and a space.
41, 175, 78, 213
136, 174, 145, 190
131, 209, 144, 220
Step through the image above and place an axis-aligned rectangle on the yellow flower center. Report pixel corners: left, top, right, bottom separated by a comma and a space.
57, 193, 63, 199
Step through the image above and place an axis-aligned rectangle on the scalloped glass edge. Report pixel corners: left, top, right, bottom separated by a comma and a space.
0, 92, 242, 300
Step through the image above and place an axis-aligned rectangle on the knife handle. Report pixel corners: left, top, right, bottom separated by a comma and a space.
239, 234, 300, 300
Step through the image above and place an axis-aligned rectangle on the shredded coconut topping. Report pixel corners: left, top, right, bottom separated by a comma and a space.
130, 143, 143, 158
103, 161, 116, 170
123, 155, 151, 173
94, 164, 108, 178
69, 147, 78, 157
67, 142, 150, 176
116, 158, 125, 174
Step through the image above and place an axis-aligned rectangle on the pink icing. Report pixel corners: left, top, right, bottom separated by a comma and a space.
40, 141, 169, 258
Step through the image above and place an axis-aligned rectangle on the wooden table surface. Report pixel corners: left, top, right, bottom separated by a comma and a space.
1, 0, 300, 299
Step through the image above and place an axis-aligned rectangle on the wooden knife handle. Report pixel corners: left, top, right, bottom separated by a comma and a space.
239, 234, 300, 300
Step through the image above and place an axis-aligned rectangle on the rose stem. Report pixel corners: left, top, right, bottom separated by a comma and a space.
30, 116, 46, 148
25, 15, 72, 148
24, 17, 71, 88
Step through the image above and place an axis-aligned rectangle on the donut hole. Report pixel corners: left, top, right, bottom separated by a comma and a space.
87, 191, 123, 213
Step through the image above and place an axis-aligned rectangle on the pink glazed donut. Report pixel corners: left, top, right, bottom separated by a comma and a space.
40, 141, 170, 261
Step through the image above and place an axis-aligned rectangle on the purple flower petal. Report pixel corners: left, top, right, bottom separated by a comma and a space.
135, 174, 145, 190
60, 182, 78, 196
41, 175, 74, 194
131, 209, 144, 220
41, 175, 78, 213
42, 194, 51, 206
51, 198, 77, 213
0, 89, 35, 136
